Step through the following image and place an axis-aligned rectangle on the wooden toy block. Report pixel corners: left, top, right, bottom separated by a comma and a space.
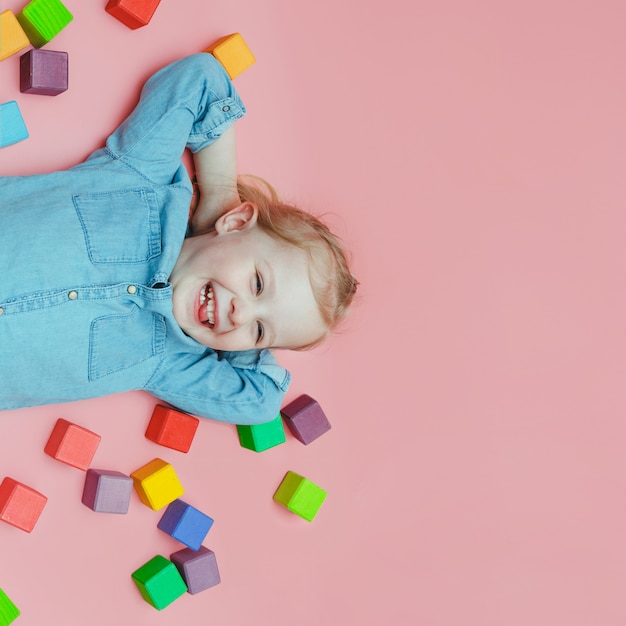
0, 10, 30, 61
16, 0, 73, 49
131, 458, 184, 511
236, 414, 286, 452
170, 546, 220, 595
131, 555, 187, 610
0, 588, 20, 625
0, 477, 47, 532
82, 469, 133, 514
273, 471, 327, 522
44, 418, 101, 470
157, 499, 214, 551
205, 33, 256, 79
281, 394, 332, 445
20, 49, 68, 96
145, 404, 199, 453
0, 101, 29, 148
105, 0, 162, 30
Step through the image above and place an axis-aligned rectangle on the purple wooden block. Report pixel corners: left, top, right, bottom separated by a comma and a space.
81, 469, 133, 514
170, 546, 220, 594
20, 49, 68, 96
280, 394, 331, 445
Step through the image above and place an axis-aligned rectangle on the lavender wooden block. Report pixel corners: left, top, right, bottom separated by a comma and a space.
170, 546, 220, 594
20, 49, 68, 95
82, 469, 133, 514
280, 394, 331, 445
157, 499, 214, 550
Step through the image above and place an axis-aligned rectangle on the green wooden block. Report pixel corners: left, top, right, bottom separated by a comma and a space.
17, 0, 73, 48
273, 471, 327, 522
131, 555, 187, 610
236, 414, 286, 452
0, 588, 20, 626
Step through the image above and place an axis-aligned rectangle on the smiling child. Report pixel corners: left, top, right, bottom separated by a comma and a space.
0, 53, 357, 424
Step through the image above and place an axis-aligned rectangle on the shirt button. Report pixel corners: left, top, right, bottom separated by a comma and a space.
127, 285, 137, 294
68, 291, 78, 300
222, 105, 230, 112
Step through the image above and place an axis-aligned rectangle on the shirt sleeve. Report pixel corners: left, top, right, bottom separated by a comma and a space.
144, 347, 291, 425
100, 53, 246, 184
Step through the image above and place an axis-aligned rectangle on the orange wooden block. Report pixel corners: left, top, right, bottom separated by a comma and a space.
0, 10, 30, 61
205, 33, 256, 79
44, 418, 101, 470
145, 404, 200, 453
0, 477, 47, 532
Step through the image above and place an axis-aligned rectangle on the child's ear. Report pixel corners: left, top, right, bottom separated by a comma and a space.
215, 202, 258, 234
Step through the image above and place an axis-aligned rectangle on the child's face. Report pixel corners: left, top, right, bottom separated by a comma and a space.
169, 203, 327, 352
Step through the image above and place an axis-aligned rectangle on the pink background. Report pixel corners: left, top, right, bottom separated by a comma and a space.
1, 0, 626, 624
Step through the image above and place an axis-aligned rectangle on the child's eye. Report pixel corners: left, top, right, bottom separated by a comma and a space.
256, 321, 264, 343
256, 271, 263, 295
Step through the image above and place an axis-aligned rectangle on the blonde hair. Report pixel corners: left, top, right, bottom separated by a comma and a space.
237, 176, 358, 349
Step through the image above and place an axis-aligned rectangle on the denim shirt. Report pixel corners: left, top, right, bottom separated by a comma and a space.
0, 54, 290, 424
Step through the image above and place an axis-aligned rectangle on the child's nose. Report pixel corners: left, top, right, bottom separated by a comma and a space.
230, 297, 253, 327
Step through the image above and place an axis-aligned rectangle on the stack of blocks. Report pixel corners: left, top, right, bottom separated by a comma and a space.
0, 588, 20, 626
130, 453, 221, 608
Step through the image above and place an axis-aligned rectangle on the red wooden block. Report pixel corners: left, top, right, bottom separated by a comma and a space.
145, 405, 199, 453
44, 418, 101, 470
0, 477, 47, 532
105, 0, 161, 30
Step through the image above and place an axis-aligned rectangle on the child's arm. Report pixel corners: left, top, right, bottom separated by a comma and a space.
188, 125, 241, 236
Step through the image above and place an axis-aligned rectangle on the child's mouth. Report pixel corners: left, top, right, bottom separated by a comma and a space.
199, 283, 216, 328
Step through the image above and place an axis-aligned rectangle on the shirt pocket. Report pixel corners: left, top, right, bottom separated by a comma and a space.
73, 188, 161, 264
89, 308, 166, 380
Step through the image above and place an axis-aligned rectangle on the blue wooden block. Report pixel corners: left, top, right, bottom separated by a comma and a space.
157, 499, 214, 550
0, 101, 29, 148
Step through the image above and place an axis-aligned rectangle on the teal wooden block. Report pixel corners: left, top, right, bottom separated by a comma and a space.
0, 101, 29, 148
131, 555, 187, 610
236, 414, 286, 452
0, 588, 20, 625
17, 0, 73, 48
273, 471, 327, 522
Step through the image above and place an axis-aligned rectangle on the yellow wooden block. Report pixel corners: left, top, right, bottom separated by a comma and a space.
0, 10, 30, 61
205, 33, 255, 79
130, 458, 184, 511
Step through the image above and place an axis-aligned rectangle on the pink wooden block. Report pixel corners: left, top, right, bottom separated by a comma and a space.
145, 404, 199, 453
44, 418, 101, 470
105, 0, 161, 29
20, 49, 68, 95
0, 477, 47, 532
280, 394, 332, 445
